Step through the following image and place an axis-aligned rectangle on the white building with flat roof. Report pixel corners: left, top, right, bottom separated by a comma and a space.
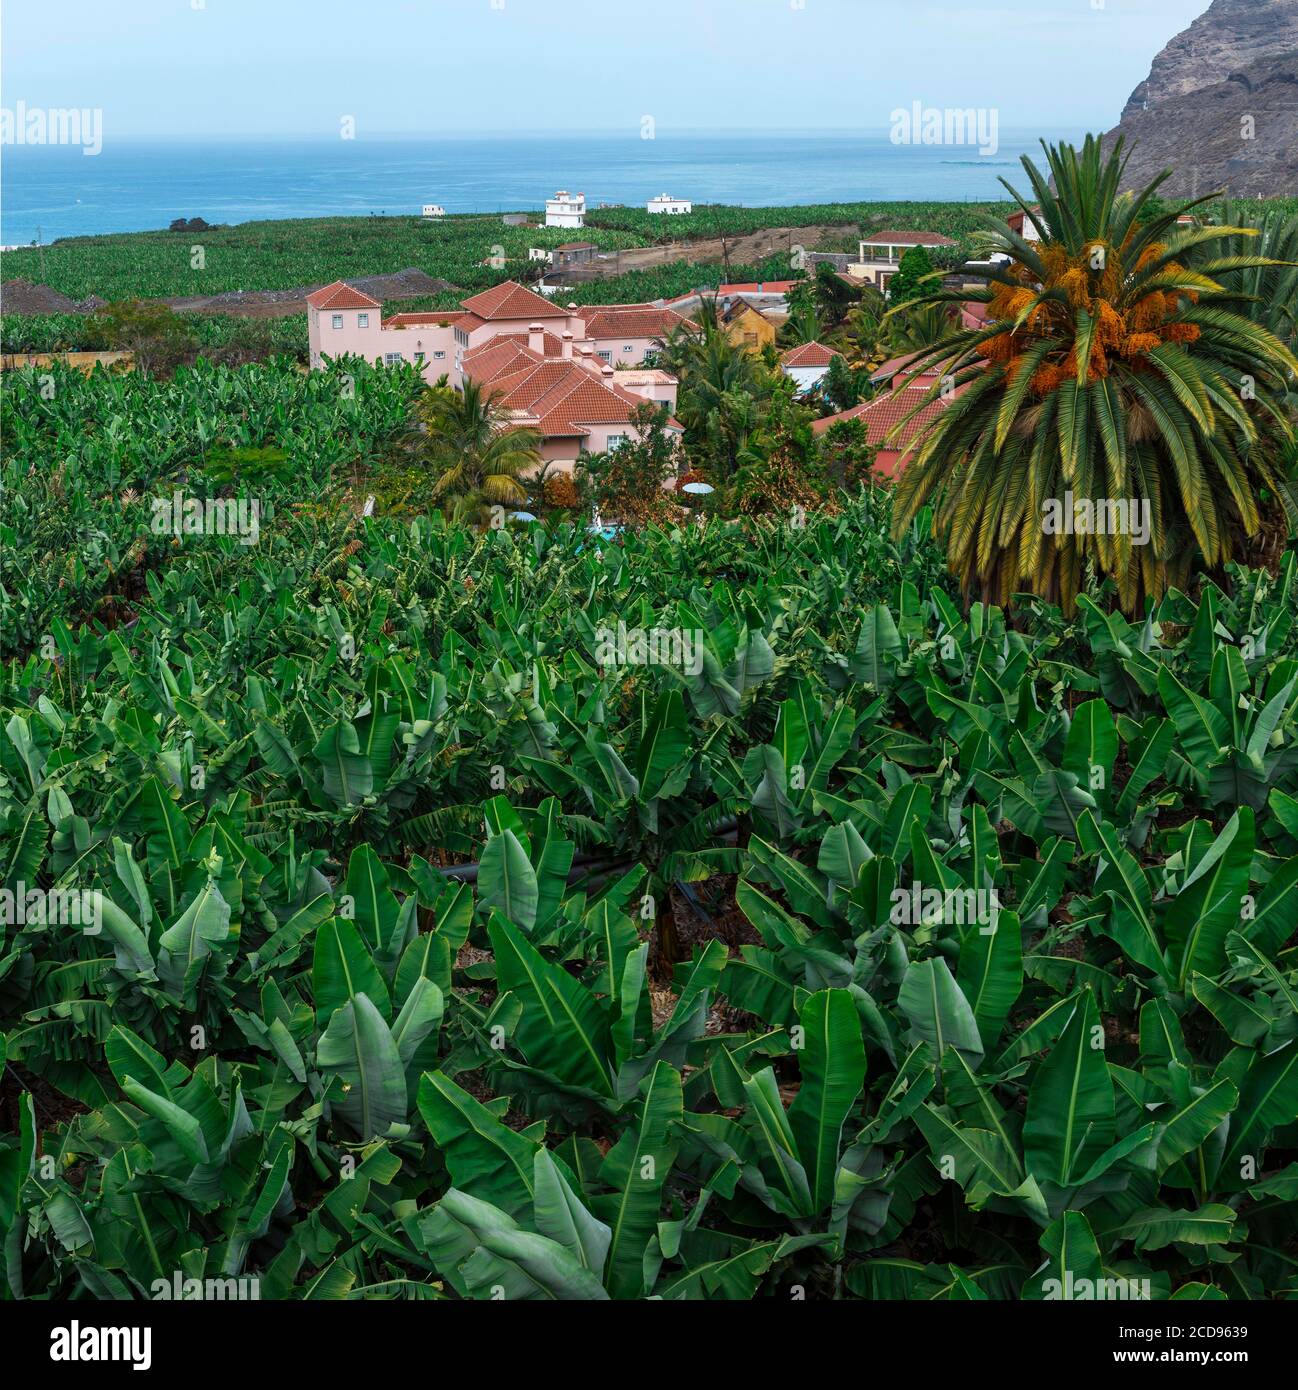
422, 204, 446, 218
648, 194, 692, 215
545, 191, 586, 228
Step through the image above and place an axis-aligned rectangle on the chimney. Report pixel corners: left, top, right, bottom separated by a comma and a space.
561, 331, 574, 359
579, 346, 598, 375
601, 365, 614, 378
528, 322, 544, 354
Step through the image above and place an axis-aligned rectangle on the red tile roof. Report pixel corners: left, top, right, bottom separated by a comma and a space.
469, 327, 567, 358
812, 380, 969, 476
475, 358, 656, 441
306, 280, 382, 310
383, 311, 465, 328
459, 279, 567, 322
464, 340, 544, 385
869, 353, 947, 385
718, 280, 800, 295
580, 305, 691, 340
860, 231, 957, 248
781, 341, 841, 368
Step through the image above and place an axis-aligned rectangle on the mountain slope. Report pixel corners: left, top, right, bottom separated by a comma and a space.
1104, 0, 1298, 196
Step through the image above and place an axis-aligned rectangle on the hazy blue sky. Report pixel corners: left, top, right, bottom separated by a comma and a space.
3, 0, 1209, 138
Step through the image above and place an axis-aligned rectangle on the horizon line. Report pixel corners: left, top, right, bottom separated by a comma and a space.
0, 125, 1096, 145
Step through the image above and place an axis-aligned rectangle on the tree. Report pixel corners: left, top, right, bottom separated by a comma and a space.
577, 401, 680, 527
86, 300, 195, 375
811, 263, 861, 329
889, 135, 1298, 613
822, 353, 869, 413
731, 377, 828, 517
887, 301, 957, 356
657, 303, 766, 480
412, 377, 542, 524
817, 415, 880, 491
887, 246, 936, 306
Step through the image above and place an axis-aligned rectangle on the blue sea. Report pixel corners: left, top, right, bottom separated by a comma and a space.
0, 130, 1085, 247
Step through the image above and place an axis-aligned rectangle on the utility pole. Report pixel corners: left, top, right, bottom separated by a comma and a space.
36, 225, 46, 281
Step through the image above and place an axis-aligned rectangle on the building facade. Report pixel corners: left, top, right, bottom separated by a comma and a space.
846, 231, 957, 292
306, 279, 693, 470
545, 191, 586, 228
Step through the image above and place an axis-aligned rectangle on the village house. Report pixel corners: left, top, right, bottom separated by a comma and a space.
462, 340, 684, 471
308, 279, 692, 381
545, 191, 586, 228
814, 354, 969, 477
664, 280, 800, 318
1006, 207, 1045, 243
306, 278, 691, 471
720, 299, 777, 354
846, 231, 957, 293
647, 194, 693, 215
780, 341, 842, 393
551, 241, 599, 270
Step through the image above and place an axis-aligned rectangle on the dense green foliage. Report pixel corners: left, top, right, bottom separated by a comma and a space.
1, 310, 309, 360
586, 199, 1019, 245
1, 215, 646, 302
3, 177, 1298, 1300
892, 139, 1298, 614
1, 358, 422, 648
3, 402, 1297, 1294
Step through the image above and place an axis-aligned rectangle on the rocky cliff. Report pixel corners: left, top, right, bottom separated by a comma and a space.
1104, 0, 1298, 197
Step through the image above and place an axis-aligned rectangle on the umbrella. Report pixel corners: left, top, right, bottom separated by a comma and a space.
509, 511, 538, 522
681, 482, 714, 496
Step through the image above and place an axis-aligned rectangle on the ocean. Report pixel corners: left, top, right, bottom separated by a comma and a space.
0, 130, 1085, 247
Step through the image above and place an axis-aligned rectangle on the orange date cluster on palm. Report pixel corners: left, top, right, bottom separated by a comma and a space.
986, 241, 1201, 396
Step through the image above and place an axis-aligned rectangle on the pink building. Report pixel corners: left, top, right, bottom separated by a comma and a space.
815, 356, 971, 478
306, 278, 689, 470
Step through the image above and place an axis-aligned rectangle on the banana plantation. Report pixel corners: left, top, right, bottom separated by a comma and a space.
2, 145, 1297, 1306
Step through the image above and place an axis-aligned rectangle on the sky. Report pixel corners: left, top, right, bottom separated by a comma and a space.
2, 0, 1211, 139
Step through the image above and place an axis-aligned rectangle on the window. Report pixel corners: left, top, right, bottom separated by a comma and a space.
623, 345, 633, 353
607, 434, 627, 451
433, 350, 446, 360
384, 352, 404, 365
745, 333, 758, 348
332, 314, 343, 330
414, 352, 425, 365
358, 313, 369, 329
598, 350, 612, 363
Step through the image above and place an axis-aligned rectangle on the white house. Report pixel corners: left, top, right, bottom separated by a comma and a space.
1006, 208, 1046, 243
648, 194, 692, 215
780, 341, 842, 394
545, 191, 586, 229
846, 231, 957, 292
422, 204, 446, 219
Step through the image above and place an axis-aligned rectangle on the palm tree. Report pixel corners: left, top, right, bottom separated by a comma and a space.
779, 298, 822, 349
888, 136, 1298, 613
413, 378, 542, 523
1202, 201, 1298, 407
837, 286, 889, 368
887, 302, 958, 357
659, 301, 766, 478
811, 262, 861, 330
